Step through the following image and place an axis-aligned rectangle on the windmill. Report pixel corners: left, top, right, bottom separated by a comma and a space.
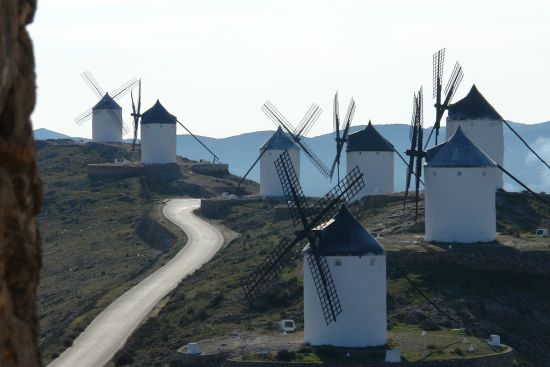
329, 92, 356, 181
243, 150, 365, 324
262, 101, 331, 178
424, 48, 464, 149
404, 87, 425, 219
74, 70, 138, 141
130, 79, 142, 151
235, 102, 325, 195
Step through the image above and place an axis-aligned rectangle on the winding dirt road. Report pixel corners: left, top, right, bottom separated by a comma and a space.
48, 198, 224, 367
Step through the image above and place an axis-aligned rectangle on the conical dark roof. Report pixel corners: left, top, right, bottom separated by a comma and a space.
260, 127, 299, 151
346, 121, 394, 152
92, 93, 122, 111
426, 126, 496, 168
312, 206, 385, 256
447, 85, 502, 121
141, 100, 177, 125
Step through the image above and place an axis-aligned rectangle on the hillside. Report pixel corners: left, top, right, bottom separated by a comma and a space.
115, 193, 550, 367
173, 121, 550, 196
35, 121, 550, 196
36, 140, 258, 364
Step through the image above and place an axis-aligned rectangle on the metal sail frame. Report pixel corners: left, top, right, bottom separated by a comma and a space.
243, 150, 365, 324
74, 70, 138, 135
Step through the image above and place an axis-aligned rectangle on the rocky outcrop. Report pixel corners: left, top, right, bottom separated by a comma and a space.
0, 0, 42, 366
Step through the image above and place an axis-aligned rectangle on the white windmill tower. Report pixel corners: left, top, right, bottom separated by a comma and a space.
139, 100, 178, 164
445, 85, 504, 189
236, 101, 330, 196
425, 126, 497, 243
346, 121, 395, 198
130, 84, 221, 165
259, 127, 300, 197
304, 206, 387, 347
74, 71, 137, 143
244, 151, 386, 347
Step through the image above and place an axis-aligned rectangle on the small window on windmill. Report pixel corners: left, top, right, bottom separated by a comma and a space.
376, 151, 380, 155
432, 171, 436, 176
482, 170, 486, 176
370, 258, 376, 266
334, 259, 342, 266
457, 171, 462, 176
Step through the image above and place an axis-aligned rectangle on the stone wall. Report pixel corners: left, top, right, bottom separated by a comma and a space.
388, 248, 550, 276
200, 197, 259, 218
192, 163, 229, 176
225, 347, 512, 367
0, 0, 42, 366
87, 163, 145, 177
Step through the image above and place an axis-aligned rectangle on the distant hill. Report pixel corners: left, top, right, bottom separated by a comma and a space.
34, 121, 550, 196
175, 121, 550, 196
33, 128, 73, 140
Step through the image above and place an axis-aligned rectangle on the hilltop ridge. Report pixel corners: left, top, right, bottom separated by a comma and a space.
35, 120, 550, 196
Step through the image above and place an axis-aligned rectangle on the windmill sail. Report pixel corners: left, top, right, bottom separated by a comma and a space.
424, 49, 464, 149
243, 150, 365, 324
329, 92, 356, 180
74, 70, 138, 137
261, 101, 331, 178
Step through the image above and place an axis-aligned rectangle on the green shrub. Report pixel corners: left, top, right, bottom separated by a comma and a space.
276, 349, 297, 361
315, 345, 340, 357
114, 350, 134, 366
298, 343, 313, 353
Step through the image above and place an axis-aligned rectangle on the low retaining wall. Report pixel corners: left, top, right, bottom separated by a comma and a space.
388, 248, 550, 276
200, 197, 259, 218
225, 347, 512, 367
87, 164, 145, 177
272, 205, 291, 221
192, 163, 229, 176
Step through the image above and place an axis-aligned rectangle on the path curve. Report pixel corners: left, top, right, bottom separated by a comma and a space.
49, 198, 224, 367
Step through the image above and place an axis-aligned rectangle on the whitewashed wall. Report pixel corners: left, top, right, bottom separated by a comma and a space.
92, 109, 122, 143
141, 124, 176, 164
346, 151, 394, 199
260, 149, 300, 197
304, 252, 387, 347
446, 118, 503, 189
425, 166, 497, 243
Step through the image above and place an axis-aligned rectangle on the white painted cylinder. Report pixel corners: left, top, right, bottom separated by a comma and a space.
489, 335, 501, 347
446, 118, 503, 189
187, 342, 201, 355
92, 109, 122, 143
346, 151, 394, 198
385, 349, 401, 363
260, 149, 300, 197
140, 123, 176, 164
303, 253, 387, 347
425, 166, 496, 243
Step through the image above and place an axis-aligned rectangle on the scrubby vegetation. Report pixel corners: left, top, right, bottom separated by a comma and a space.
117, 196, 550, 366
37, 140, 549, 366
36, 140, 258, 364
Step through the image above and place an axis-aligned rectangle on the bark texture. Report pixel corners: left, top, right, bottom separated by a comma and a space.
0, 0, 42, 366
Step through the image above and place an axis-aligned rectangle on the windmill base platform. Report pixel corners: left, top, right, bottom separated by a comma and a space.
87, 161, 146, 178
191, 162, 229, 176
175, 331, 513, 367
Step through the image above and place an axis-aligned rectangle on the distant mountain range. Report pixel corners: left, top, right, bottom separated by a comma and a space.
34, 122, 550, 196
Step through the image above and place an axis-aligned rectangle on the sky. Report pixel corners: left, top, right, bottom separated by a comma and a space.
29, 0, 550, 139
